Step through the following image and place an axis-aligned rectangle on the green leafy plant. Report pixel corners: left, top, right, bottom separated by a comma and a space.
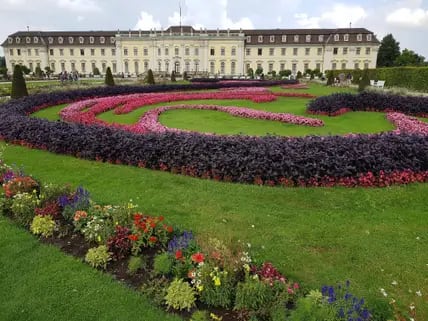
140, 276, 169, 307
11, 65, 28, 99
359, 69, 370, 92
85, 245, 111, 269
164, 278, 196, 311
190, 310, 210, 321
11, 191, 40, 226
234, 276, 274, 311
30, 215, 56, 237
287, 296, 335, 321
127, 255, 146, 275
40, 183, 72, 205
199, 265, 235, 308
153, 252, 173, 276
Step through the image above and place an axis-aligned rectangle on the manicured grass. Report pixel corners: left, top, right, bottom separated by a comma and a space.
0, 214, 180, 321
2, 143, 427, 319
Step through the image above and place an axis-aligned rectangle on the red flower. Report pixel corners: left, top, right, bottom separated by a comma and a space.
191, 252, 205, 264
128, 234, 139, 241
150, 222, 156, 229
158, 215, 164, 222
188, 269, 196, 279
166, 226, 173, 233
134, 213, 143, 221
175, 250, 183, 260
149, 236, 158, 243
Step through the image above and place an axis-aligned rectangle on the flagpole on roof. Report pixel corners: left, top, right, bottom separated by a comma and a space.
179, 0, 182, 28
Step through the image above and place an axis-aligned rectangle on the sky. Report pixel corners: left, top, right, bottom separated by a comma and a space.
1, 0, 428, 58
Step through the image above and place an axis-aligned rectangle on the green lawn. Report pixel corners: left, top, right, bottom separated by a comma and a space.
2, 143, 427, 320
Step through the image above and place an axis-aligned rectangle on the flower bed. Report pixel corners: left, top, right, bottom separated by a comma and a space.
0, 85, 428, 188
307, 91, 428, 116
0, 162, 376, 320
281, 83, 309, 89
386, 112, 428, 135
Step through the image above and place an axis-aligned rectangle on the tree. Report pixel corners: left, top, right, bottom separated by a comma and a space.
358, 69, 370, 92
93, 67, 100, 76
247, 68, 254, 79
296, 71, 303, 79
377, 34, 400, 67
44, 66, 53, 78
146, 69, 155, 85
20, 65, 31, 75
104, 66, 115, 86
34, 66, 43, 78
394, 48, 426, 66
171, 70, 176, 82
11, 65, 28, 99
279, 69, 292, 78
326, 71, 334, 86
0, 56, 5, 68
0, 67, 7, 79
255, 67, 263, 77
183, 71, 188, 81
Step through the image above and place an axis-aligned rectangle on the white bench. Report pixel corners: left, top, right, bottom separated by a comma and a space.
370, 80, 385, 89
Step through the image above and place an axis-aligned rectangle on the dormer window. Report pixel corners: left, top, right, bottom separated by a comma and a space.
110, 36, 115, 43
334, 34, 339, 41
306, 35, 311, 42
48, 37, 53, 44
100, 36, 105, 44
58, 37, 63, 44
246, 35, 251, 42
344, 34, 349, 41
282, 35, 287, 42
68, 37, 74, 44
294, 35, 299, 42
79, 36, 84, 44
270, 35, 275, 43
258, 35, 263, 43
15, 37, 21, 44
357, 34, 362, 41
89, 36, 94, 44
367, 34, 372, 41
8, 37, 13, 44
26, 37, 31, 43
319, 35, 324, 42
33, 37, 38, 43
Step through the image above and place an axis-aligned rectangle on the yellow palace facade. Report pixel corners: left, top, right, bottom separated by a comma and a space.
2, 25, 380, 77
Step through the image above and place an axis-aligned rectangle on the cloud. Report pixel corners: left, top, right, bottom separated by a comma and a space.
295, 3, 367, 28
57, 0, 101, 12
386, 7, 428, 27
134, 11, 162, 30
77, 15, 85, 22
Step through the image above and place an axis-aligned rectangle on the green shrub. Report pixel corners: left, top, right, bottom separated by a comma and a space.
11, 191, 39, 226
93, 67, 100, 76
104, 67, 115, 86
30, 215, 56, 237
171, 70, 176, 82
199, 265, 235, 308
296, 71, 303, 79
287, 296, 335, 321
39, 182, 72, 204
153, 252, 173, 276
183, 71, 188, 81
326, 71, 334, 86
358, 69, 370, 92
85, 245, 111, 269
234, 276, 274, 311
146, 69, 155, 85
140, 276, 169, 307
11, 65, 28, 99
164, 278, 196, 311
190, 310, 210, 321
127, 255, 146, 275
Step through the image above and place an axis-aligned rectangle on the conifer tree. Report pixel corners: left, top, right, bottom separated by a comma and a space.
11, 65, 28, 99
146, 69, 155, 85
104, 67, 115, 86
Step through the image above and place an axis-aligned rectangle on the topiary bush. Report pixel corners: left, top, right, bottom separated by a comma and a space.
358, 69, 370, 92
104, 67, 115, 86
170, 71, 176, 82
11, 65, 28, 99
146, 69, 155, 85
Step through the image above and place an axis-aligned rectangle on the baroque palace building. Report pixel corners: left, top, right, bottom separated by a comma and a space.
1, 25, 380, 77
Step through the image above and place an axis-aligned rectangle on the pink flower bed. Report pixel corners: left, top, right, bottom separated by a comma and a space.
131, 104, 324, 134
274, 92, 317, 99
281, 83, 309, 89
387, 112, 428, 135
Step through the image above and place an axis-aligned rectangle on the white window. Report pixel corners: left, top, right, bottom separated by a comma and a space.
231, 47, 236, 56
341, 62, 346, 69
269, 48, 274, 56
304, 63, 309, 72
246, 48, 251, 56
111, 48, 116, 56
48, 37, 53, 44
35, 49, 39, 56
281, 48, 286, 56
8, 37, 13, 44
317, 48, 322, 55
79, 37, 84, 44
33, 37, 38, 44
165, 48, 169, 55
343, 47, 348, 55
185, 47, 190, 55
356, 47, 361, 55
280, 63, 285, 71
210, 61, 215, 74
293, 48, 298, 55
58, 37, 63, 44
258, 35, 263, 43
294, 35, 299, 42
59, 49, 64, 56
305, 48, 310, 55
231, 61, 236, 74
367, 34, 372, 41
124, 48, 128, 56
135, 48, 139, 56
364, 62, 369, 69
68, 37, 74, 44
110, 37, 115, 43
282, 35, 287, 42
175, 47, 179, 55
89, 36, 94, 44
133, 61, 138, 74
332, 62, 337, 70
91, 48, 95, 56
366, 47, 371, 55
101, 48, 105, 56
269, 63, 273, 72
15, 37, 21, 44
357, 34, 362, 41
195, 47, 199, 56
26, 37, 31, 44
70, 49, 74, 56
306, 35, 311, 42
318, 35, 324, 42
9, 49, 13, 56
334, 34, 339, 41
221, 47, 225, 56
316, 63, 321, 70
27, 49, 32, 56
247, 36, 251, 42
144, 61, 148, 71
100, 36, 105, 44
185, 61, 190, 72
81, 62, 86, 73
270, 35, 275, 43
354, 62, 360, 69
344, 34, 349, 41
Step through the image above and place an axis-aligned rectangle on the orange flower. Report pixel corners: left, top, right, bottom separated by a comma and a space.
211, 251, 222, 260
149, 236, 158, 243
175, 250, 183, 260
188, 269, 196, 279
128, 234, 139, 241
73, 210, 87, 221
158, 215, 164, 222
166, 226, 173, 233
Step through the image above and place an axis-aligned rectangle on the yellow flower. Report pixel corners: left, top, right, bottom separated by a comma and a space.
97, 235, 102, 242
196, 285, 204, 292
214, 277, 221, 286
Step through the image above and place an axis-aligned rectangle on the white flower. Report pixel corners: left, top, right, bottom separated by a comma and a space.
380, 288, 388, 297
391, 280, 398, 286
416, 236, 420, 240
251, 224, 255, 228
416, 290, 422, 297
409, 304, 415, 310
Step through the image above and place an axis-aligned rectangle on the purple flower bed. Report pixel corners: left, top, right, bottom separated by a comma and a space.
0, 84, 427, 187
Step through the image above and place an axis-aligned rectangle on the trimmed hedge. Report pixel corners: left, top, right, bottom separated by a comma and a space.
329, 67, 428, 92
0, 85, 428, 188
307, 91, 428, 116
